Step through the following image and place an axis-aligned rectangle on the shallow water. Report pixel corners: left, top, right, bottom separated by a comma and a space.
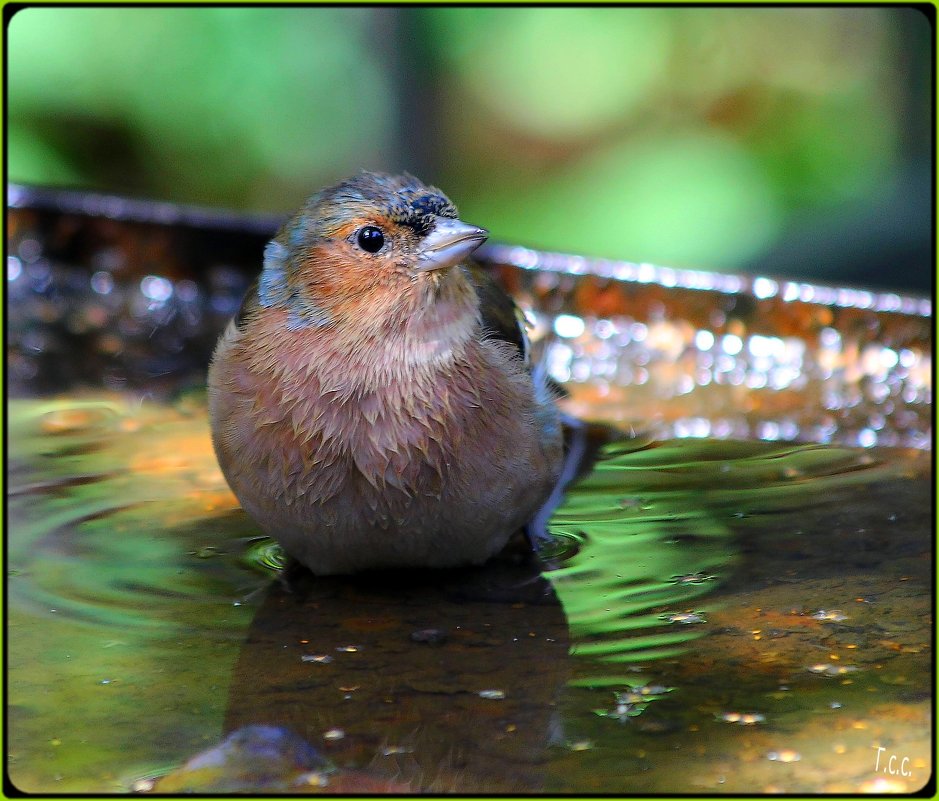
6, 393, 932, 794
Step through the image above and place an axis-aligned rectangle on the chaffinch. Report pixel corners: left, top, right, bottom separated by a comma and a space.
208, 172, 562, 574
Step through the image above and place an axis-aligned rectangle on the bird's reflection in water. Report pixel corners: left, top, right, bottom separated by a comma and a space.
223, 543, 571, 793
150, 426, 915, 794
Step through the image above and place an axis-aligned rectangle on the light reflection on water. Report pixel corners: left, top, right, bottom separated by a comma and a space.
536, 311, 930, 450
6, 395, 932, 793
480, 244, 932, 452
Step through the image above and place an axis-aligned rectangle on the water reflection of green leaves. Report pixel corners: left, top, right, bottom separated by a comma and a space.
7, 398, 258, 633
543, 435, 898, 681
7, 397, 267, 791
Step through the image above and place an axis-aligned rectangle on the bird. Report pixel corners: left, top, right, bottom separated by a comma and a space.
207, 172, 564, 575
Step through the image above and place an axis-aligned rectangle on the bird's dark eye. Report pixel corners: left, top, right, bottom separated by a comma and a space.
356, 226, 385, 253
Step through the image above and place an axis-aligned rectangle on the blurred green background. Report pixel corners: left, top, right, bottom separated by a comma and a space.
7, 6, 932, 288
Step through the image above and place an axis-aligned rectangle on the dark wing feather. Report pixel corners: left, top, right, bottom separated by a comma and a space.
233, 276, 261, 331
466, 264, 529, 365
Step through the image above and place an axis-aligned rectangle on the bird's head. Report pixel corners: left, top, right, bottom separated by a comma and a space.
258, 172, 488, 332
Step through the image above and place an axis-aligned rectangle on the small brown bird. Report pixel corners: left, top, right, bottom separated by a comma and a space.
207, 172, 563, 574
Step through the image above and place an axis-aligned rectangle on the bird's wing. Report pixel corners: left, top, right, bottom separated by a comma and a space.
466, 264, 530, 365
232, 276, 260, 331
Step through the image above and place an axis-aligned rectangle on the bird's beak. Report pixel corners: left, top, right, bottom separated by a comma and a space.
414, 216, 489, 273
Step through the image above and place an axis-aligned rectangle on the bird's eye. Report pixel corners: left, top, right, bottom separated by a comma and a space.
356, 226, 385, 253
